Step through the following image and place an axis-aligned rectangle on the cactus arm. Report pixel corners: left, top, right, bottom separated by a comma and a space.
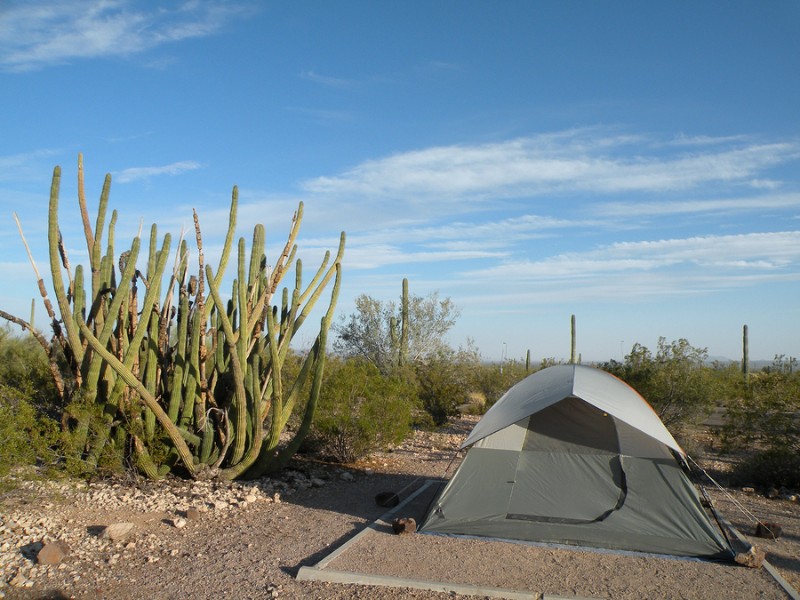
280, 260, 341, 430
77, 319, 197, 477
107, 234, 171, 405
169, 292, 190, 423
77, 153, 95, 259
267, 202, 303, 294
291, 232, 345, 336
237, 238, 249, 370
262, 290, 284, 453
255, 261, 342, 476
47, 166, 85, 368
181, 308, 202, 428
82, 236, 140, 398
199, 187, 237, 323
205, 264, 250, 465
91, 174, 111, 293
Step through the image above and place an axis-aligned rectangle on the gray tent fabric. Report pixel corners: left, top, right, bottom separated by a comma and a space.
420, 365, 733, 560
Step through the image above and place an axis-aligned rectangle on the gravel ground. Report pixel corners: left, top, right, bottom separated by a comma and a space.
0, 417, 797, 600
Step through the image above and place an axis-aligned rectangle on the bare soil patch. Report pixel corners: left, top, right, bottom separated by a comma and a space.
1, 417, 798, 599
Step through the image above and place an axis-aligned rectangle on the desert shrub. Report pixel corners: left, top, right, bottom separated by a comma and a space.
729, 447, 800, 490
602, 338, 715, 431
471, 360, 531, 410
0, 328, 60, 416
415, 346, 480, 426
722, 356, 799, 463
312, 358, 415, 463
0, 385, 60, 478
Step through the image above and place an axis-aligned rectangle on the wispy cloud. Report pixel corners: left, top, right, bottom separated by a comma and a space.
0, 148, 59, 183
301, 130, 799, 202
114, 160, 201, 183
464, 231, 800, 288
299, 70, 355, 88
0, 1, 252, 72
420, 230, 800, 311
596, 193, 800, 218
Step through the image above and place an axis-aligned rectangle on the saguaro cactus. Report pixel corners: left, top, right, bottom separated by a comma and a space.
570, 314, 577, 365
399, 278, 409, 367
742, 324, 750, 383
8, 155, 345, 480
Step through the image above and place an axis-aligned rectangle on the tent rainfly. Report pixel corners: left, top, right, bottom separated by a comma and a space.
419, 364, 733, 560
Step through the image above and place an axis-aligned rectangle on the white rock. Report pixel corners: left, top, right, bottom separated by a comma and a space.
101, 522, 135, 542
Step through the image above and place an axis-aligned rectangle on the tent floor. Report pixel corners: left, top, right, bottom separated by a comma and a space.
296, 480, 796, 600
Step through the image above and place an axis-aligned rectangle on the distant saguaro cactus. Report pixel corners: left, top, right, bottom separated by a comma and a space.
399, 278, 409, 367
742, 324, 750, 383
570, 314, 577, 365
6, 155, 345, 480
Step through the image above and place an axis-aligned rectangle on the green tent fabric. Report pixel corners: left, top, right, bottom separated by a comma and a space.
419, 364, 733, 560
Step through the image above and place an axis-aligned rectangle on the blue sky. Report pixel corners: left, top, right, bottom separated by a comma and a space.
1, 1, 799, 363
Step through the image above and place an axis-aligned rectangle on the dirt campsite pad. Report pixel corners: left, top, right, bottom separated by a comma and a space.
1, 417, 798, 599
299, 478, 794, 600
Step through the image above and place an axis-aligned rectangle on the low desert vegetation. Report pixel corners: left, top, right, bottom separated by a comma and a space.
1, 157, 798, 491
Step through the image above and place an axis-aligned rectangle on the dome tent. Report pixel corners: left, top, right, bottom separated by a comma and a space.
419, 364, 733, 560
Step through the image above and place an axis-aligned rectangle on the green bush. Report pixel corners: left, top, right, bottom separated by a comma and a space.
0, 385, 60, 478
415, 353, 469, 426
312, 358, 415, 463
729, 447, 800, 490
601, 338, 715, 431
722, 357, 800, 453
0, 327, 60, 416
471, 360, 531, 410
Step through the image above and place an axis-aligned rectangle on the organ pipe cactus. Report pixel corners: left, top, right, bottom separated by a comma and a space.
7, 155, 345, 480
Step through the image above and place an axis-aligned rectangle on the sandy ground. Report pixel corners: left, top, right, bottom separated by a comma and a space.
1, 417, 798, 600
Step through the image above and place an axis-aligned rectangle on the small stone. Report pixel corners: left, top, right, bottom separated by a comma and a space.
340, 471, 354, 482
742, 487, 756, 494
310, 478, 326, 487
273, 493, 281, 504
754, 521, 782, 539
186, 507, 201, 520
101, 522, 135, 542
171, 518, 187, 529
391, 517, 417, 535
37, 540, 71, 565
735, 545, 766, 568
245, 494, 258, 503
